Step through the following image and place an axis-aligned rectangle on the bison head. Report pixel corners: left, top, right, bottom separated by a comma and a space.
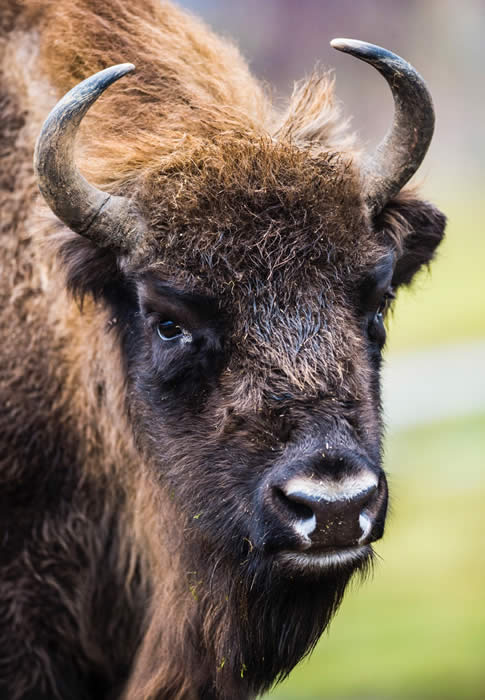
34, 41, 445, 698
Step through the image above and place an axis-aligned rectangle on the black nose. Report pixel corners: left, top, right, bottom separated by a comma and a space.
259, 454, 387, 553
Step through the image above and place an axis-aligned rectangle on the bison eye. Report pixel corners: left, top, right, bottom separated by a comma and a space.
375, 289, 395, 320
157, 320, 183, 341
369, 290, 395, 346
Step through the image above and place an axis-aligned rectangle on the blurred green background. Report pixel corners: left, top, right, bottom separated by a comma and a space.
182, 2, 485, 697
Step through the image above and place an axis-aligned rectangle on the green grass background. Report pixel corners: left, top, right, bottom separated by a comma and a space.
266, 191, 485, 699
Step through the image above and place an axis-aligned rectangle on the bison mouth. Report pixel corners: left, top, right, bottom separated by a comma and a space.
275, 543, 373, 575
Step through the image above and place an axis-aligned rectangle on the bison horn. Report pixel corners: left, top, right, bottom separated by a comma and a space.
34, 63, 143, 251
331, 39, 435, 215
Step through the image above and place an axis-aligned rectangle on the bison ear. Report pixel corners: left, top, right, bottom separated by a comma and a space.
375, 190, 446, 288
56, 230, 123, 304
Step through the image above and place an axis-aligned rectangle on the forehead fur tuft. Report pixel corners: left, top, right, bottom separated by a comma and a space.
275, 72, 356, 153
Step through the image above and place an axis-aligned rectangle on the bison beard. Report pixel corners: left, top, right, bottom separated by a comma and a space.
0, 0, 445, 698
192, 547, 359, 697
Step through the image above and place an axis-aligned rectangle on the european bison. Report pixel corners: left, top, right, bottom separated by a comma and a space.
0, 1, 445, 698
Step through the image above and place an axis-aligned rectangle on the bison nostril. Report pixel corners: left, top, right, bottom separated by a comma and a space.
358, 510, 374, 543
272, 472, 385, 550
274, 487, 314, 523
260, 465, 388, 555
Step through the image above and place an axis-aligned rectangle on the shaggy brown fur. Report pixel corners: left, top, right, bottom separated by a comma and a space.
0, 1, 445, 698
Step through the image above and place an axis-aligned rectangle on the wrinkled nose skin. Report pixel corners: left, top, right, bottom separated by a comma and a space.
256, 450, 388, 554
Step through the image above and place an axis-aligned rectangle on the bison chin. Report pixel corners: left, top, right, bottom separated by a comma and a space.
192, 539, 373, 698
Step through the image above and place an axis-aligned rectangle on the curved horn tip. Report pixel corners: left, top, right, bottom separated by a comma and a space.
330, 38, 391, 61
330, 38, 365, 51
93, 62, 136, 85
75, 63, 136, 95
109, 62, 136, 76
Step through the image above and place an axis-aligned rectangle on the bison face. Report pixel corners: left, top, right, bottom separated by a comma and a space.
129, 250, 394, 580
112, 144, 444, 585
34, 49, 445, 695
